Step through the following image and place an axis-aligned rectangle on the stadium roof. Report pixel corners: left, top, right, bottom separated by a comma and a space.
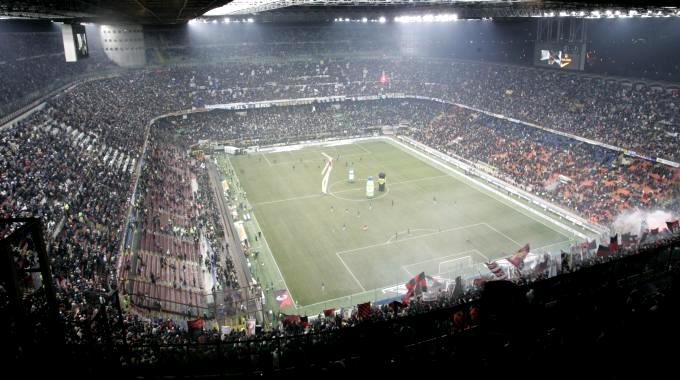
0, 0, 678, 24
207, 0, 524, 16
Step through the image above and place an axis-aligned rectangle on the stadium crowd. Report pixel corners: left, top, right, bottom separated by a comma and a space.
162, 99, 443, 145
407, 105, 680, 224
0, 29, 112, 117
2, 24, 679, 161
120, 122, 241, 318
3, 86, 678, 348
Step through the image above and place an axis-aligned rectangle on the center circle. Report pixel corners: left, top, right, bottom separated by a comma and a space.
327, 179, 390, 202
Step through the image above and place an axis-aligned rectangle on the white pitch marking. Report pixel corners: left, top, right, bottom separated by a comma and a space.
483, 223, 523, 247
356, 143, 372, 154
337, 223, 485, 256
262, 153, 273, 167
336, 252, 366, 292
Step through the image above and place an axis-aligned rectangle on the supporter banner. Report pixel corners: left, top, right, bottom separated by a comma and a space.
402, 272, 427, 304
609, 235, 619, 252
357, 302, 371, 318
597, 245, 612, 257
507, 244, 530, 269
246, 319, 256, 336
282, 314, 300, 324
656, 158, 680, 168
188, 318, 204, 331
485, 261, 508, 280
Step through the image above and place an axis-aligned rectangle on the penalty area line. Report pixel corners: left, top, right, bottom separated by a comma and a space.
356, 143, 372, 154
482, 222, 523, 248
336, 252, 366, 292
337, 223, 486, 256
262, 153, 273, 167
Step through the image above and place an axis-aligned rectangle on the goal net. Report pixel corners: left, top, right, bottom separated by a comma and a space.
435, 255, 476, 282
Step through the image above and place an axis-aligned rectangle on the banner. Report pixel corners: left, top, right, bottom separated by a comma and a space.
485, 261, 508, 280
402, 272, 427, 303
357, 302, 371, 318
187, 318, 204, 330
507, 244, 530, 269
246, 319, 256, 336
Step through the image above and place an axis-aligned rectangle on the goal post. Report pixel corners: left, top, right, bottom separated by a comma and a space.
437, 256, 474, 281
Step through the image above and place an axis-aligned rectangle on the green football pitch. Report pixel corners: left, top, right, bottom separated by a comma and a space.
218, 139, 585, 314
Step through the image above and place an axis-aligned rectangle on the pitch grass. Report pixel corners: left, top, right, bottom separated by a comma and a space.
221, 139, 577, 313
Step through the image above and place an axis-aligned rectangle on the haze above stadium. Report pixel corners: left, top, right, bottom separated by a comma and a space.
1, 0, 679, 378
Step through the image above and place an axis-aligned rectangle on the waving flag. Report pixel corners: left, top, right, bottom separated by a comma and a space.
485, 261, 508, 280
187, 318, 204, 330
609, 234, 619, 252
282, 314, 300, 324
357, 302, 371, 318
402, 272, 427, 303
597, 245, 611, 257
507, 244, 530, 269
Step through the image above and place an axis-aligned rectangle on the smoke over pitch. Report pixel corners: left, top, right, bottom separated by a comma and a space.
612, 209, 675, 236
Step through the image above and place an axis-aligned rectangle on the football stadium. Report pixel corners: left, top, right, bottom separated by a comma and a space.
1, 0, 680, 378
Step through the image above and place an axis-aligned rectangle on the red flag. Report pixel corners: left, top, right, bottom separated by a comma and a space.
323, 308, 336, 317
357, 302, 371, 318
274, 289, 292, 308
609, 234, 619, 252
402, 272, 427, 303
507, 243, 530, 268
282, 314, 300, 324
597, 245, 611, 257
379, 70, 389, 84
187, 318, 204, 330
452, 310, 465, 329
